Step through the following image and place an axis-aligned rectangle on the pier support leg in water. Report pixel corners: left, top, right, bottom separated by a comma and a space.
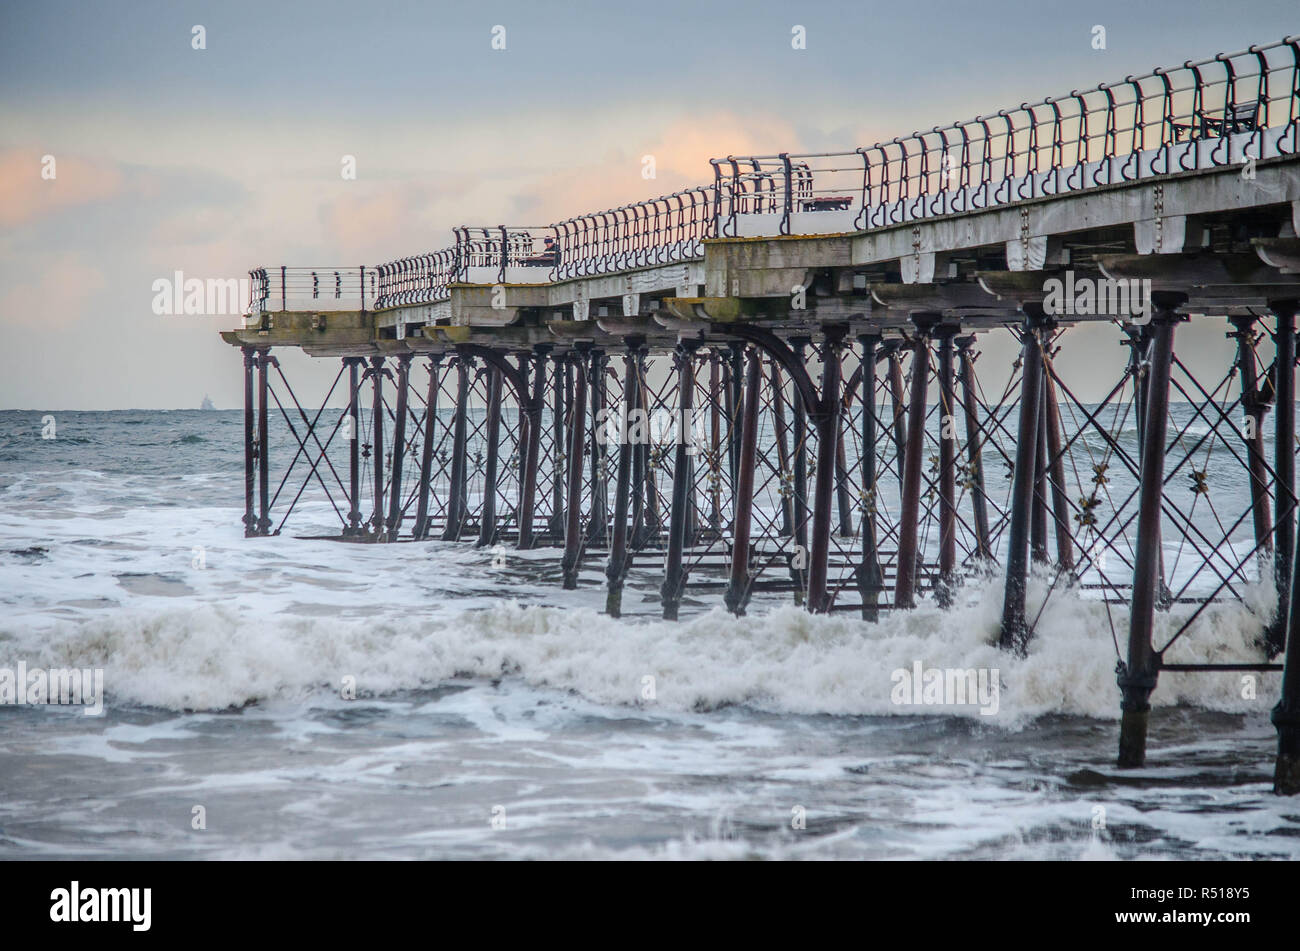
517, 346, 548, 550
476, 366, 503, 548
441, 358, 470, 541
857, 334, 884, 621
344, 357, 365, 537
242, 346, 257, 537
957, 337, 992, 559
548, 354, 568, 540
367, 355, 386, 538
1117, 298, 1182, 769
807, 327, 846, 614
726, 346, 762, 615
413, 356, 441, 540
1274, 361, 1300, 792
1228, 317, 1272, 564
999, 306, 1045, 652
661, 340, 698, 619
790, 337, 810, 602
561, 349, 589, 589
385, 353, 411, 542
605, 340, 644, 616
1270, 300, 1297, 655
1043, 351, 1075, 573
587, 350, 609, 547
894, 318, 934, 609
936, 325, 957, 606
257, 348, 272, 536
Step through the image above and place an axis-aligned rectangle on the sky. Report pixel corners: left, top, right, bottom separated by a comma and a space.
0, 0, 1297, 409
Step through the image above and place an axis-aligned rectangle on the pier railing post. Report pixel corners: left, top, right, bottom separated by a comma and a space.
726, 346, 762, 615
1117, 298, 1183, 769
999, 307, 1046, 651
561, 349, 589, 589
386, 353, 412, 542
476, 366, 504, 548
413, 355, 441, 539
894, 317, 934, 609
808, 327, 846, 613
1271, 300, 1297, 655
661, 340, 698, 619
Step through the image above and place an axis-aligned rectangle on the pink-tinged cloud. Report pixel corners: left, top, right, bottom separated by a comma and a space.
0, 150, 124, 228
0, 252, 106, 327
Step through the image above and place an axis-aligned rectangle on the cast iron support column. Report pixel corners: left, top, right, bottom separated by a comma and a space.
708, 354, 723, 534
368, 355, 386, 538
1271, 301, 1297, 656
517, 346, 548, 550
727, 341, 744, 490
561, 351, 589, 589
661, 340, 697, 619
808, 328, 846, 614
242, 347, 257, 537
441, 358, 470, 541
999, 307, 1045, 652
476, 366, 503, 548
771, 362, 795, 538
835, 417, 854, 537
936, 326, 958, 606
957, 338, 991, 558
345, 357, 364, 537
887, 343, 909, 494
1229, 317, 1272, 561
1031, 370, 1050, 564
385, 353, 412, 542
725, 347, 762, 615
790, 337, 811, 601
606, 340, 643, 616
1042, 352, 1075, 573
257, 348, 272, 536
857, 334, 885, 620
631, 349, 651, 549
587, 350, 608, 547
548, 354, 567, 539
413, 356, 441, 540
894, 320, 933, 609
1117, 300, 1182, 769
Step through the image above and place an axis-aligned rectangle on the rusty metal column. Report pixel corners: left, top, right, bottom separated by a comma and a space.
345, 357, 364, 537
887, 343, 909, 494
808, 329, 846, 614
1272, 300, 1297, 656
413, 355, 441, 540
367, 355, 386, 537
441, 359, 470, 541
857, 334, 885, 620
1042, 352, 1075, 573
957, 338, 991, 558
727, 341, 744, 489
517, 346, 548, 550
1117, 300, 1181, 769
999, 308, 1045, 651
936, 326, 957, 605
476, 366, 504, 548
242, 347, 257, 538
1228, 317, 1272, 560
548, 354, 567, 539
790, 337, 811, 601
661, 341, 697, 619
257, 349, 272, 536
606, 340, 642, 616
561, 351, 589, 589
708, 354, 723, 534
385, 354, 412, 542
588, 350, 608, 547
726, 347, 762, 616
1031, 370, 1050, 564
835, 412, 854, 536
631, 349, 652, 548
771, 362, 795, 538
894, 320, 933, 609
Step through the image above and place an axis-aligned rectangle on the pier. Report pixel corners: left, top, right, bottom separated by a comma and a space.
222, 39, 1300, 784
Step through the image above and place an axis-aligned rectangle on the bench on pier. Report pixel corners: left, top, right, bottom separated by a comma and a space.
1171, 99, 1261, 141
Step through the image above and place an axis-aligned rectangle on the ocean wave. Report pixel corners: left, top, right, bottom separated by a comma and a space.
0, 570, 1277, 721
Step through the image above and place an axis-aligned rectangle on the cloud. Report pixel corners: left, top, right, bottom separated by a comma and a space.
0, 251, 106, 328
0, 149, 124, 227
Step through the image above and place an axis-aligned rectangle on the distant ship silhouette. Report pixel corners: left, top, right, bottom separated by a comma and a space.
200, 395, 215, 411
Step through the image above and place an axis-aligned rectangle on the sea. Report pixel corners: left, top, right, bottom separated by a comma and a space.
0, 408, 1297, 860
